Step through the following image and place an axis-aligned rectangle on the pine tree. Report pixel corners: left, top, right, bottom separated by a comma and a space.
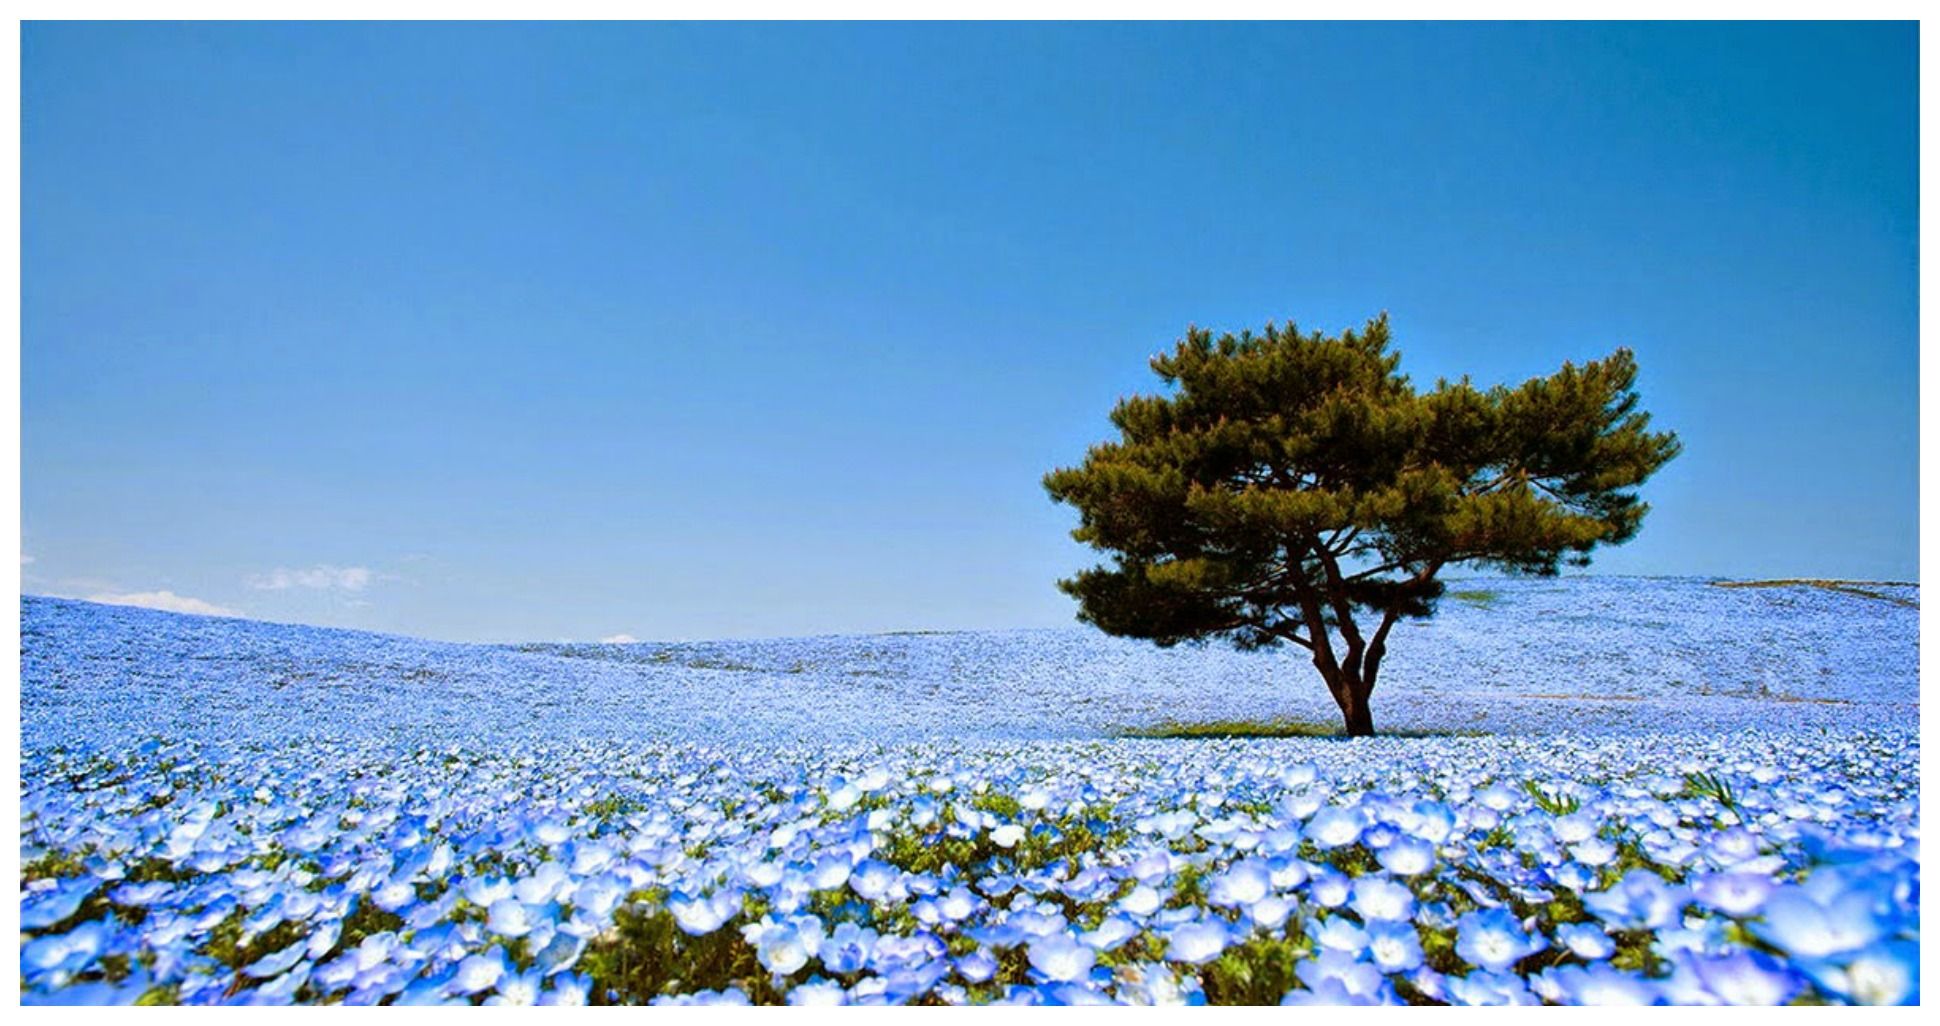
1044, 314, 1681, 736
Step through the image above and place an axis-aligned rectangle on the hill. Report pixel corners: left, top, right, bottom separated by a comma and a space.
20, 576, 1917, 748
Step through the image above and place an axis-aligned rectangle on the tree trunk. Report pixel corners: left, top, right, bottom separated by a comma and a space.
1337, 685, 1375, 737
1317, 662, 1376, 737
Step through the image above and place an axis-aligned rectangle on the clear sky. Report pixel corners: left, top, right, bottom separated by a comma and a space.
21, 21, 1918, 643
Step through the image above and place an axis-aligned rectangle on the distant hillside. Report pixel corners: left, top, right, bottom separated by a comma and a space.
20, 577, 1918, 749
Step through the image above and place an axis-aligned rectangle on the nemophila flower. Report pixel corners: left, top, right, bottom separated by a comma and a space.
1307, 807, 1363, 849
1583, 869, 1689, 931
1081, 916, 1138, 951
1376, 835, 1435, 876
450, 950, 508, 995
1705, 827, 1762, 865
1476, 783, 1520, 811
1454, 908, 1544, 973
1293, 949, 1391, 1004
21, 918, 111, 978
753, 915, 828, 975
1007, 908, 1068, 938
1309, 866, 1352, 908
1555, 922, 1616, 960
1360, 821, 1400, 849
990, 824, 1026, 848
109, 880, 174, 907
1350, 876, 1416, 922
1541, 963, 1658, 1005
571, 873, 626, 919
816, 920, 878, 974
1799, 940, 1919, 1005
1165, 920, 1230, 964
787, 978, 849, 1006
1365, 921, 1425, 973
1443, 970, 1540, 1006
1675, 949, 1803, 1006
667, 893, 730, 936
1119, 884, 1163, 917
1751, 885, 1888, 959
1207, 859, 1271, 907
485, 898, 540, 937
955, 949, 998, 983
937, 885, 978, 922
848, 858, 899, 901
1247, 895, 1294, 931
1028, 932, 1097, 983
808, 853, 851, 890
460, 875, 512, 908
1312, 915, 1370, 954
1550, 811, 1600, 844
485, 968, 545, 1006
21, 877, 99, 930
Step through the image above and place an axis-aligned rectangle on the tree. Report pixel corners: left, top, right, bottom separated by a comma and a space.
1043, 314, 1681, 736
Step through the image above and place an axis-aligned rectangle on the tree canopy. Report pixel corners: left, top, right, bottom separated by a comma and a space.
1044, 314, 1681, 735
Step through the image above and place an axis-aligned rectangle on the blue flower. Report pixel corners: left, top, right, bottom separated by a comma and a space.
1364, 921, 1424, 973
21, 877, 99, 930
1583, 869, 1688, 931
1555, 922, 1615, 960
1682, 949, 1803, 1006
1291, 950, 1392, 1005
1454, 908, 1544, 974
1797, 941, 1919, 1005
1028, 933, 1096, 983
1541, 963, 1658, 1005
1164, 920, 1230, 965
1376, 836, 1436, 876
1443, 970, 1540, 1006
1691, 871, 1776, 917
1751, 885, 1888, 959
819, 921, 879, 974
1349, 876, 1416, 922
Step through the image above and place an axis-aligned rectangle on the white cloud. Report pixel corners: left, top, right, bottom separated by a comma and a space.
600, 633, 640, 644
248, 565, 374, 592
87, 590, 243, 618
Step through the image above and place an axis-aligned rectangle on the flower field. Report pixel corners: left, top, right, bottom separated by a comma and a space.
17, 579, 1921, 1005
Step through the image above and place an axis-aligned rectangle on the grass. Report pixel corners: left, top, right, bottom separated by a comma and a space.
1447, 588, 1501, 609
1712, 578, 1918, 609
1114, 717, 1482, 740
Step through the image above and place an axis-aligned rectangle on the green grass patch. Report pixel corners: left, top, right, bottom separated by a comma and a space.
1712, 578, 1918, 609
1115, 718, 1481, 740
1448, 588, 1501, 609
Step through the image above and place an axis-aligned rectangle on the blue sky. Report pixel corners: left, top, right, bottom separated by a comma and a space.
21, 22, 1917, 642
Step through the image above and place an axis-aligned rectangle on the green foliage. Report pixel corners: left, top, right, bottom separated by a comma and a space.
581, 903, 782, 1005
1682, 771, 1739, 812
1119, 718, 1344, 739
339, 897, 407, 949
1522, 780, 1582, 815
875, 805, 1120, 878
1045, 314, 1679, 733
583, 793, 649, 822
1448, 588, 1500, 608
21, 848, 91, 885
1117, 718, 1481, 740
1200, 930, 1311, 1004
